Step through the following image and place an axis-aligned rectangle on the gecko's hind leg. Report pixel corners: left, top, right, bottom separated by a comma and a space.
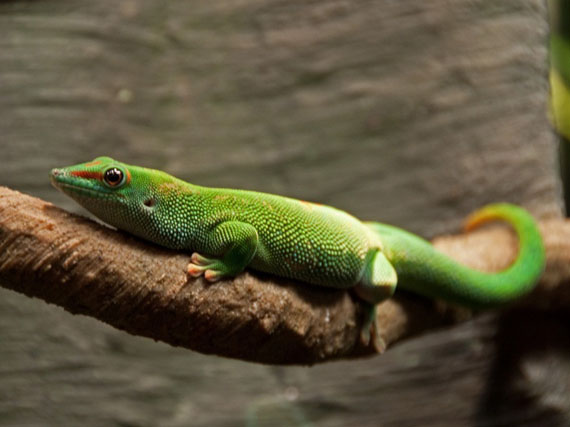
355, 250, 397, 353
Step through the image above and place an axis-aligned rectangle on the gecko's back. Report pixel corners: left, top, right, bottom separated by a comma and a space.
196, 188, 375, 287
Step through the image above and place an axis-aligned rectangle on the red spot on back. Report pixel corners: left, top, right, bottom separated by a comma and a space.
71, 171, 103, 180
84, 160, 102, 167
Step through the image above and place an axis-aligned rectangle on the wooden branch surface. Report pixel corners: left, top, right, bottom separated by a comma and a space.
0, 186, 568, 365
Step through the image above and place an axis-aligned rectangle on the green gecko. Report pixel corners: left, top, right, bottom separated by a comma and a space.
50, 157, 545, 351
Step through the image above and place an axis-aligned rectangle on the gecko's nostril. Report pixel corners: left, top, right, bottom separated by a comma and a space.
49, 169, 65, 185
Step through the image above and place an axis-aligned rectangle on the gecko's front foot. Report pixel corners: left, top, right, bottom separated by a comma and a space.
187, 252, 227, 282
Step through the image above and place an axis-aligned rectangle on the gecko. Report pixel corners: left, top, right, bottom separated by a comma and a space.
49, 157, 545, 351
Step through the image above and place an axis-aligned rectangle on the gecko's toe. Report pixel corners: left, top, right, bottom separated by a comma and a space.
371, 328, 386, 354
187, 263, 205, 277
204, 269, 224, 282
359, 324, 386, 353
359, 327, 371, 347
191, 252, 212, 266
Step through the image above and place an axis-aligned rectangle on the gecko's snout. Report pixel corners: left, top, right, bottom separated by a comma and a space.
49, 168, 64, 186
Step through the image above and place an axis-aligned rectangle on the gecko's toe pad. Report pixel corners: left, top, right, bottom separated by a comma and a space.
204, 269, 224, 282
187, 263, 206, 277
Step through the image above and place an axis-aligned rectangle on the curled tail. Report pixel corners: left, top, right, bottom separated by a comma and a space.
366, 203, 545, 308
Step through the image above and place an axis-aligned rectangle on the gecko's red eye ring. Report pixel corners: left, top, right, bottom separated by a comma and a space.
104, 167, 124, 187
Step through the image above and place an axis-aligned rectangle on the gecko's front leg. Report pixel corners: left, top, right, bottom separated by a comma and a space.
187, 221, 259, 282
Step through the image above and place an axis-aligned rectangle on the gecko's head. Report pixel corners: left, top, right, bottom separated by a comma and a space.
50, 156, 183, 243
50, 157, 136, 206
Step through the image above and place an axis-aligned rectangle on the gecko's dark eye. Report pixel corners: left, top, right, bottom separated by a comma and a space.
104, 168, 124, 187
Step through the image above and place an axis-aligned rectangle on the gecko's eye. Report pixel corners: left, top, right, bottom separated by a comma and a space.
103, 167, 125, 187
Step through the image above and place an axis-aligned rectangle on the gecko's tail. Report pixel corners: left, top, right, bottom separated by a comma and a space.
366, 203, 545, 308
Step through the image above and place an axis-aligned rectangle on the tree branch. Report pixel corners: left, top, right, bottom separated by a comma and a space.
0, 186, 567, 365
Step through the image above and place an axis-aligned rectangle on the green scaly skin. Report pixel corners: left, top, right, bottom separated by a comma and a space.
50, 157, 546, 351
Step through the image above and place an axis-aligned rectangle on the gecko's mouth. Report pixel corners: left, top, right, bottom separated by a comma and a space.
50, 169, 113, 199
54, 182, 115, 200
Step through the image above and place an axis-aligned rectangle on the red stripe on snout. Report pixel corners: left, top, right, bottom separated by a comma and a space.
71, 171, 103, 180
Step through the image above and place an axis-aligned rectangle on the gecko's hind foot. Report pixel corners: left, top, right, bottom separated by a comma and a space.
360, 304, 386, 353
360, 325, 386, 354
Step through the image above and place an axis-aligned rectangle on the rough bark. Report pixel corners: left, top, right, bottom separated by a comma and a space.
0, 186, 567, 365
